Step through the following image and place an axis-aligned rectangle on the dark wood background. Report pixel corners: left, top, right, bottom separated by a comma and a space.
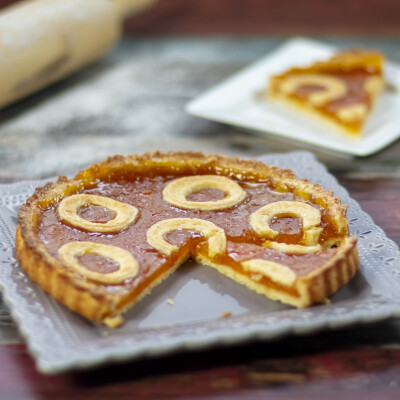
1, 0, 400, 36
122, 0, 400, 36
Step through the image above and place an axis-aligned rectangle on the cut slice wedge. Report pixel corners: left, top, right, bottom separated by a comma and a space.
268, 49, 385, 136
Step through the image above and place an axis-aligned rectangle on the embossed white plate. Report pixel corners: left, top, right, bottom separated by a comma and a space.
1, 151, 400, 374
186, 37, 400, 156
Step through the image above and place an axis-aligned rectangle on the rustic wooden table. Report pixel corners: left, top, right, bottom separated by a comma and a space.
1, 37, 400, 399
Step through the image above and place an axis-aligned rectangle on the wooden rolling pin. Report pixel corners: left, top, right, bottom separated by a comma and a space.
0, 0, 156, 109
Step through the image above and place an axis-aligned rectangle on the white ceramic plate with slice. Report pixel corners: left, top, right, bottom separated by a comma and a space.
186, 37, 400, 156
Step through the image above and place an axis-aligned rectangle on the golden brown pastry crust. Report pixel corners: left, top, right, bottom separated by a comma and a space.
16, 151, 358, 326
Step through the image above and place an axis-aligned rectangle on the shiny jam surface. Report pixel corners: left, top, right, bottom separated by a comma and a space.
37, 172, 341, 294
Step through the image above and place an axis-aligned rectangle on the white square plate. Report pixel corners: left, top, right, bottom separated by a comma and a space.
1, 152, 400, 374
186, 38, 400, 156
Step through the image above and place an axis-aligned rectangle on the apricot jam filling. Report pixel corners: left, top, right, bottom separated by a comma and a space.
36, 170, 345, 299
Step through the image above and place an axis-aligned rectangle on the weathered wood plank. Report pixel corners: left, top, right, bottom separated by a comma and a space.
1, 343, 400, 398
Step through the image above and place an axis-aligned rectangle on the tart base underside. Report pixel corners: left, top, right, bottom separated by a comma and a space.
16, 151, 359, 327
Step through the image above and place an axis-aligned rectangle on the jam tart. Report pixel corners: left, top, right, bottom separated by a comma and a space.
268, 49, 385, 136
16, 152, 359, 327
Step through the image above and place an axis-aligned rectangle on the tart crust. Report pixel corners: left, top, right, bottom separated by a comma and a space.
16, 151, 359, 327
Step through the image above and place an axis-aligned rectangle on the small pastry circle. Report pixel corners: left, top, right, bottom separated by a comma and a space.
58, 194, 138, 233
279, 74, 347, 106
250, 201, 322, 246
147, 218, 226, 257
58, 241, 139, 284
163, 175, 246, 211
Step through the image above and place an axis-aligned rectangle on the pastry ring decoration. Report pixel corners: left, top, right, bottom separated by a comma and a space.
163, 175, 246, 211
58, 194, 138, 233
58, 241, 139, 284
279, 74, 347, 106
147, 218, 226, 257
250, 201, 323, 246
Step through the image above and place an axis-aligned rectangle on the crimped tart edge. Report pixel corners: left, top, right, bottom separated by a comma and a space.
16, 151, 355, 326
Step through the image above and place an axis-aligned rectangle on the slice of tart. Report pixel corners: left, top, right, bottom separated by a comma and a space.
268, 49, 385, 136
16, 152, 359, 327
